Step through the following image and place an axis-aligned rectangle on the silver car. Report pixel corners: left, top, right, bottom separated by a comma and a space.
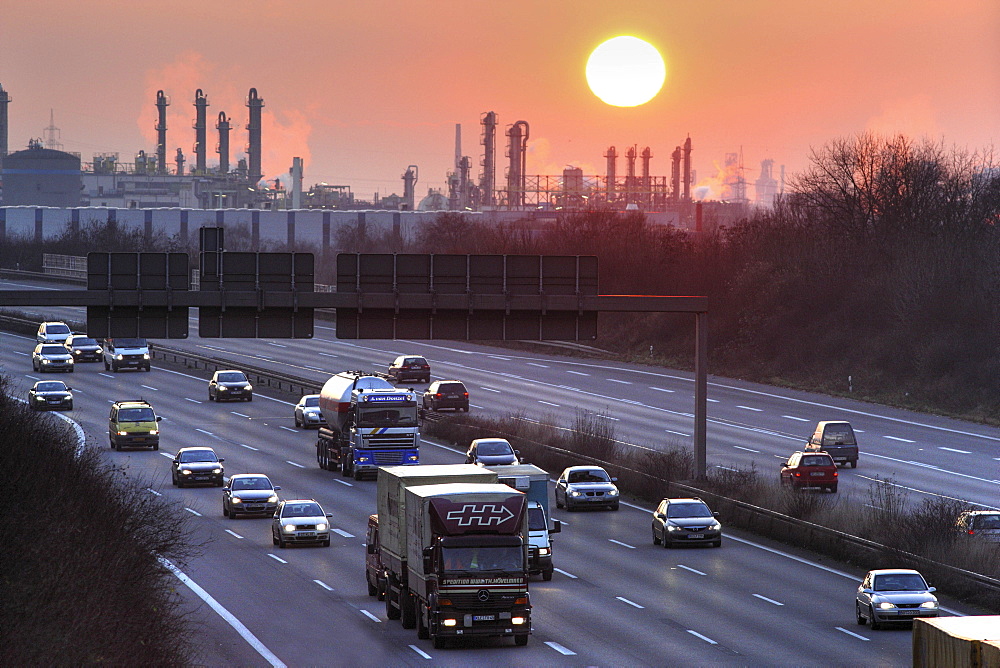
28, 380, 74, 411
32, 343, 75, 373
956, 510, 1000, 541
294, 394, 325, 428
36, 321, 72, 344
555, 465, 620, 511
271, 499, 332, 548
856, 569, 939, 629
223, 474, 280, 519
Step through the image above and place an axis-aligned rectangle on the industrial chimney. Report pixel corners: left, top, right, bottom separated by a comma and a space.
0, 82, 9, 169
671, 146, 681, 202
193, 89, 208, 174
216, 111, 230, 174
402, 165, 418, 211
605, 146, 618, 200
505, 121, 529, 208
479, 111, 497, 208
155, 90, 169, 174
246, 88, 264, 185
175, 147, 185, 176
682, 136, 692, 201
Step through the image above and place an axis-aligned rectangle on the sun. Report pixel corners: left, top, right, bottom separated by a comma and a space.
586, 36, 666, 107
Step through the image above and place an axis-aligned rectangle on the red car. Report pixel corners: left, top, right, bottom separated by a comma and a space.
780, 451, 838, 492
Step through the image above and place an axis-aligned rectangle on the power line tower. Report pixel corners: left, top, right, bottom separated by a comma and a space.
43, 109, 63, 151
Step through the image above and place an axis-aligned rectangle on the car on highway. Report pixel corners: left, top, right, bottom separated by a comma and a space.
422, 380, 469, 412
388, 355, 431, 383
856, 568, 939, 629
466, 438, 519, 466
222, 474, 281, 519
271, 499, 332, 548
102, 337, 151, 372
64, 334, 102, 362
108, 399, 161, 450
780, 451, 839, 492
555, 465, 620, 511
804, 420, 859, 468
956, 510, 1000, 542
651, 497, 722, 547
293, 394, 325, 428
171, 447, 225, 487
27, 380, 73, 411
365, 514, 386, 600
36, 321, 72, 344
32, 343, 75, 373
208, 370, 253, 402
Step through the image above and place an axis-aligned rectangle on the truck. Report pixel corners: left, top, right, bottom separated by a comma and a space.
912, 616, 1000, 667
373, 465, 531, 648
804, 420, 859, 468
489, 464, 561, 581
316, 371, 420, 480
368, 464, 498, 605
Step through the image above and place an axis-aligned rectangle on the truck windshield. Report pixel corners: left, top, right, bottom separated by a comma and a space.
357, 407, 417, 427
441, 545, 523, 572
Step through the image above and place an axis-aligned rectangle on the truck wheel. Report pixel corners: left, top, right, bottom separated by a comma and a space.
433, 635, 447, 649
367, 573, 378, 597
514, 634, 529, 646
354, 468, 364, 481
416, 603, 429, 639
542, 568, 553, 581
850, 460, 857, 468
400, 593, 416, 629
386, 590, 401, 620
341, 459, 351, 477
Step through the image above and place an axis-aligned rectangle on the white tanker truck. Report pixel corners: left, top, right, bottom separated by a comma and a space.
315, 371, 421, 480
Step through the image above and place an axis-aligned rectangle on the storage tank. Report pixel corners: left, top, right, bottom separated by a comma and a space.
2, 142, 82, 206
318, 371, 394, 432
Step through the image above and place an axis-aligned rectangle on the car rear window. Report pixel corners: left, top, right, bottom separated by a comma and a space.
801, 455, 834, 466
974, 514, 1000, 530
404, 358, 427, 365
438, 383, 466, 393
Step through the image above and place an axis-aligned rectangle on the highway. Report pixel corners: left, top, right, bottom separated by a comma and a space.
2, 277, 993, 665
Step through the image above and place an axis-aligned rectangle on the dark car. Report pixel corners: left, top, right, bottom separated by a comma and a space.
956, 510, 1000, 542
171, 447, 225, 487
28, 380, 73, 411
555, 466, 620, 511
223, 474, 280, 519
466, 438, 519, 466
388, 355, 431, 383
208, 370, 253, 402
651, 497, 722, 548
64, 334, 102, 362
422, 380, 469, 412
804, 420, 859, 468
780, 451, 839, 492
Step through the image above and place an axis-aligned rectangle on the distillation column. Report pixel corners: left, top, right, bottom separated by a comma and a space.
479, 111, 497, 208
605, 146, 618, 202
193, 89, 208, 174
505, 121, 529, 208
0, 83, 9, 169
246, 88, 264, 185
682, 136, 692, 201
216, 111, 231, 175
155, 90, 169, 174
402, 165, 418, 211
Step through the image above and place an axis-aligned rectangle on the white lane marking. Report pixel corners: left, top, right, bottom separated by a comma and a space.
863, 453, 998, 488
239, 443, 259, 451
335, 479, 354, 487
733, 445, 760, 453
267, 554, 287, 564
314, 580, 333, 591
836, 627, 870, 641
596, 414, 620, 421
266, 342, 288, 348
609, 539, 635, 549
360, 610, 381, 623
480, 387, 502, 393
687, 630, 718, 645
99, 373, 114, 378
225, 530, 243, 539
196, 428, 214, 436
159, 452, 174, 459
285, 461, 305, 468
753, 594, 784, 606
160, 558, 286, 668
737, 405, 763, 412
707, 398, 720, 403
666, 429, 690, 437
303, 365, 324, 371
185, 398, 203, 404
231, 412, 250, 418
333, 529, 354, 538
566, 370, 589, 376
278, 426, 298, 433
545, 641, 577, 655
678, 564, 706, 576
318, 352, 338, 358
782, 415, 808, 421
538, 400, 560, 407
553, 567, 577, 579
470, 403, 485, 409
884, 435, 915, 443
141, 385, 159, 391
488, 355, 511, 360
939, 446, 971, 454
616, 596, 644, 609
649, 386, 675, 393
527, 362, 549, 368
185, 508, 202, 517
608, 379, 632, 384
409, 645, 431, 659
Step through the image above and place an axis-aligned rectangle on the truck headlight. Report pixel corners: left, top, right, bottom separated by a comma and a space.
538, 547, 550, 556
149, 429, 158, 435
143, 353, 150, 360
115, 354, 124, 360
117, 431, 128, 436
408, 455, 419, 461
358, 455, 370, 462
511, 616, 526, 625
442, 619, 457, 627
877, 601, 896, 610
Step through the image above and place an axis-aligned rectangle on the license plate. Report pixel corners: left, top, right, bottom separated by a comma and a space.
447, 394, 458, 398
899, 610, 919, 615
247, 505, 263, 510
810, 472, 825, 476
194, 475, 209, 480
688, 533, 704, 539
473, 615, 496, 621
297, 532, 315, 538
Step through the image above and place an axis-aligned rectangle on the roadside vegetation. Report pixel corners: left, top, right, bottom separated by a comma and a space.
0, 376, 198, 664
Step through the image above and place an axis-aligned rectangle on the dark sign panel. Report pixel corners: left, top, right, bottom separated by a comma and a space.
86, 252, 189, 339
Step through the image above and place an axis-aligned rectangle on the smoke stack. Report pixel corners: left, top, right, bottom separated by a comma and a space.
155, 90, 169, 174
479, 111, 497, 208
402, 165, 418, 211
193, 89, 208, 174
455, 124, 461, 170
246, 88, 264, 185
605, 145, 617, 200
0, 82, 9, 169
683, 135, 692, 201
505, 121, 529, 208
671, 146, 681, 201
290, 157, 303, 209
216, 111, 230, 174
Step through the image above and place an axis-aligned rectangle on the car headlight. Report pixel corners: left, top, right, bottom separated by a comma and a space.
666, 523, 682, 532
267, 494, 278, 503
67, 358, 74, 364
181, 469, 192, 475
877, 601, 896, 610
212, 467, 222, 474
231, 496, 243, 505
538, 547, 550, 556
607, 489, 619, 496
142, 353, 150, 360
710, 521, 722, 530
117, 431, 128, 436
115, 354, 123, 360
316, 523, 328, 532
920, 601, 938, 609
34, 396, 45, 402
283, 524, 296, 533
245, 384, 253, 391
74, 349, 81, 354
219, 386, 228, 391
570, 490, 582, 497
41, 359, 50, 364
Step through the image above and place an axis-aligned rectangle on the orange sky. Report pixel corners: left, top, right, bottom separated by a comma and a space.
2, 0, 998, 201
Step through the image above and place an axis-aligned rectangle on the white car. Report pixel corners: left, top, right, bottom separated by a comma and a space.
32, 343, 75, 373
36, 321, 72, 344
856, 569, 938, 629
271, 499, 332, 548
294, 394, 325, 428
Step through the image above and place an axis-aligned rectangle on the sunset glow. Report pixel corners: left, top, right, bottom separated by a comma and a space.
586, 36, 666, 107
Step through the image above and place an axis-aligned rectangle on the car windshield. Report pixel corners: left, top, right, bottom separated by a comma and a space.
283, 503, 322, 517
180, 450, 217, 463
477, 441, 513, 456
118, 407, 155, 422
800, 455, 833, 466
46, 324, 70, 334
441, 545, 523, 572
667, 502, 712, 518
36, 381, 67, 392
41, 345, 66, 355
302, 396, 320, 407
357, 407, 417, 427
527, 507, 546, 531
974, 514, 1000, 530
568, 469, 610, 483
218, 372, 247, 383
874, 573, 927, 591
232, 477, 271, 491
70, 337, 97, 346
822, 424, 856, 446
114, 338, 147, 348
